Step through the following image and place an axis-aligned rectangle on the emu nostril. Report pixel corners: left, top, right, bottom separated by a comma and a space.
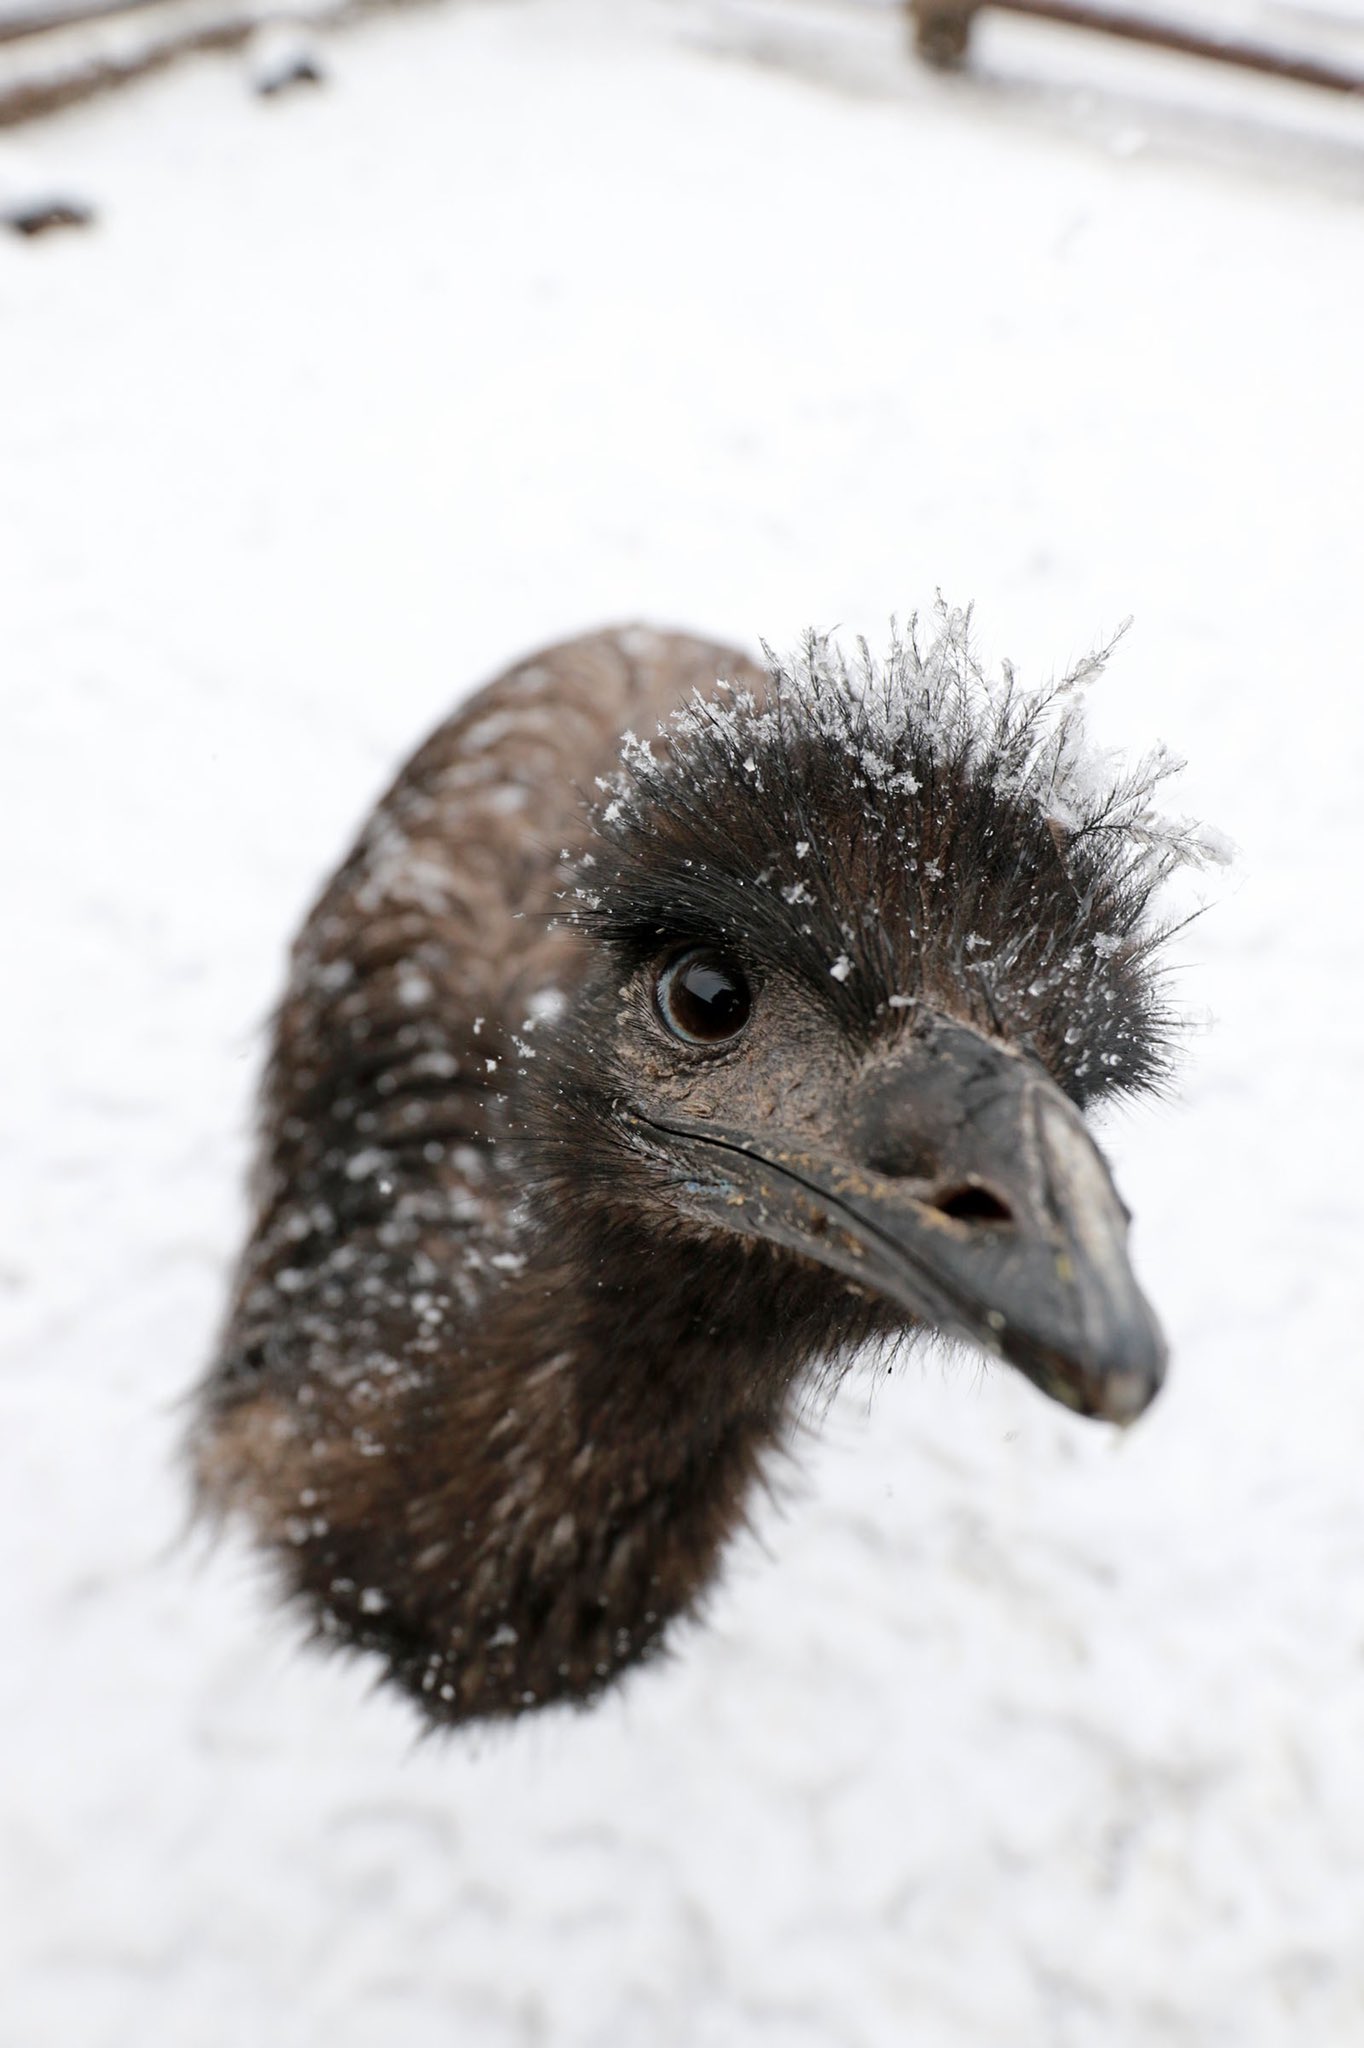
934, 1184, 1013, 1225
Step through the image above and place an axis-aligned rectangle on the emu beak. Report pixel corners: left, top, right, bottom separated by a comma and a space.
635, 1017, 1166, 1425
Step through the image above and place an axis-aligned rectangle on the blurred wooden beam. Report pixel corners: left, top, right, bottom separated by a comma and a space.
908, 0, 1364, 95
0, 0, 262, 123
0, 0, 167, 48
0, 0, 355, 124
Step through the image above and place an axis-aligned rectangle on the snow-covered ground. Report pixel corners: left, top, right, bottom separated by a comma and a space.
5, 2, 1364, 2042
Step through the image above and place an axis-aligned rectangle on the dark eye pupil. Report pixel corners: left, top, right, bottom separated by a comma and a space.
657, 949, 752, 1044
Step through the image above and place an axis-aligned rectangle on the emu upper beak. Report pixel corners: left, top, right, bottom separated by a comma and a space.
633, 1016, 1166, 1425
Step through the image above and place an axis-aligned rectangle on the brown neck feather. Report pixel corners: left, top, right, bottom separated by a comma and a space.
201, 1190, 832, 1722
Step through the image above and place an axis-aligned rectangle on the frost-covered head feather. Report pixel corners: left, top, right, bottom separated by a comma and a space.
580, 605, 1225, 1106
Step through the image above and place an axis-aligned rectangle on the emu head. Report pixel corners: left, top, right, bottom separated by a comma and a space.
532, 620, 1222, 1427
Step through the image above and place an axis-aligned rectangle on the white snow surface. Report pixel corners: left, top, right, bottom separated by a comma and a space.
4, 2, 1364, 2043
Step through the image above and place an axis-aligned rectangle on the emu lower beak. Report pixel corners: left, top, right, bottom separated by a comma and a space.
635, 1020, 1166, 1425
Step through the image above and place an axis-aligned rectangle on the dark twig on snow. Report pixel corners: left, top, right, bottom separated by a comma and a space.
3, 194, 93, 231
908, 0, 1364, 97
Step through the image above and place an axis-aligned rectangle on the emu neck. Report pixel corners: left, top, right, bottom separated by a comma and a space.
249, 1208, 827, 1728
409, 1215, 811, 1721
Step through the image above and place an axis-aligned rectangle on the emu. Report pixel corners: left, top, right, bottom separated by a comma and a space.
193, 616, 1215, 1729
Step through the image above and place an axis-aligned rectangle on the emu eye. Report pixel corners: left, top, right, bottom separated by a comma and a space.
655, 948, 752, 1046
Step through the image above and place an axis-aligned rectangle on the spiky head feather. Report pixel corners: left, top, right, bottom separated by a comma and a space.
579, 607, 1226, 1106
